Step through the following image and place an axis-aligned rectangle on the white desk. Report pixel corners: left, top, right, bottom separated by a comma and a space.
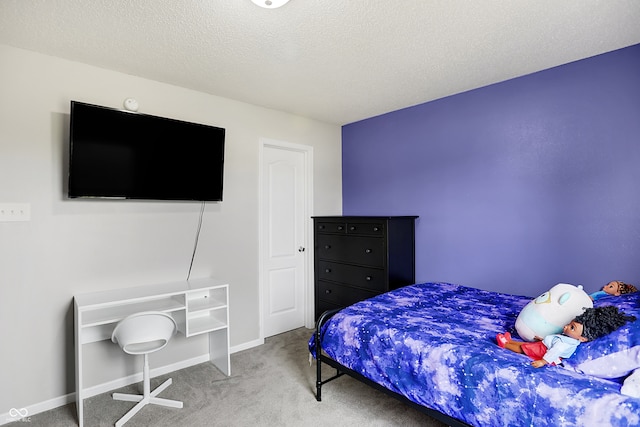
74, 278, 230, 427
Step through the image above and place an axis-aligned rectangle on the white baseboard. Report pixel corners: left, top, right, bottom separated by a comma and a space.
0, 338, 264, 425
0, 338, 268, 425
83, 354, 211, 399
1, 392, 75, 425
230, 337, 264, 354
0, 353, 209, 425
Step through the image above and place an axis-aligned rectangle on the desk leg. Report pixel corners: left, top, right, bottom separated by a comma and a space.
209, 329, 230, 376
74, 305, 83, 427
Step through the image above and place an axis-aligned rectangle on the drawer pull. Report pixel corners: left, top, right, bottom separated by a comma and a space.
325, 289, 332, 294
319, 225, 325, 230
324, 245, 331, 250
325, 268, 332, 273
373, 227, 379, 231
365, 249, 372, 254
337, 226, 344, 231
349, 226, 356, 231
366, 276, 372, 281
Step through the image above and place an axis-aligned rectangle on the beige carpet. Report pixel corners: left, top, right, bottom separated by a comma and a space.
11, 328, 448, 427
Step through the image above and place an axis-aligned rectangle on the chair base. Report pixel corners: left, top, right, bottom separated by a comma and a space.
113, 378, 183, 427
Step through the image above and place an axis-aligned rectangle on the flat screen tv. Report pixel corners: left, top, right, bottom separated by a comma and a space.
68, 101, 225, 201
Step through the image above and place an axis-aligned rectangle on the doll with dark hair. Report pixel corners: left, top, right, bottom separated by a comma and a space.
496, 306, 637, 368
590, 280, 638, 301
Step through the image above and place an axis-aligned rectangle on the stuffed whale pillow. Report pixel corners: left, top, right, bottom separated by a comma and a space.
514, 283, 593, 342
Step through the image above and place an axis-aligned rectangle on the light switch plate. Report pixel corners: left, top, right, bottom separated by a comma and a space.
0, 203, 31, 222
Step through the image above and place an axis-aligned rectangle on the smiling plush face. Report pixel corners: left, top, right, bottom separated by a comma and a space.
515, 283, 594, 341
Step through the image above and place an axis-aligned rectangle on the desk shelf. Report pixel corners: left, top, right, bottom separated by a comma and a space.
81, 296, 185, 328
185, 286, 228, 337
188, 294, 226, 313
187, 314, 228, 336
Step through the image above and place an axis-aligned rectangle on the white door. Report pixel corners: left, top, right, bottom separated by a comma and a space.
260, 140, 312, 337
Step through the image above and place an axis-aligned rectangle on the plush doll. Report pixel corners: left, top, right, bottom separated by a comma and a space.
515, 283, 593, 342
590, 280, 638, 301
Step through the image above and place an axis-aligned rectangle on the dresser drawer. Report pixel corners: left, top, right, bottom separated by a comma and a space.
345, 222, 384, 236
315, 234, 385, 267
317, 261, 385, 292
316, 221, 347, 234
316, 299, 344, 317
317, 281, 379, 307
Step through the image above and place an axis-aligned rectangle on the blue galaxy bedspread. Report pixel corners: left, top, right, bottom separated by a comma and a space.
309, 282, 640, 427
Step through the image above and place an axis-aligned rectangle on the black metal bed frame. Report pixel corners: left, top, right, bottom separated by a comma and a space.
314, 309, 473, 427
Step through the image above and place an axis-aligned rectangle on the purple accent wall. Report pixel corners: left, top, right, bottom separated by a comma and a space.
342, 44, 640, 297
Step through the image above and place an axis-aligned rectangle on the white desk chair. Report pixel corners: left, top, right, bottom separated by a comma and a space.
111, 311, 183, 427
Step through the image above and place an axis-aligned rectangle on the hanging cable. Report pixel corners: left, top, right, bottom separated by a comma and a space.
187, 201, 206, 281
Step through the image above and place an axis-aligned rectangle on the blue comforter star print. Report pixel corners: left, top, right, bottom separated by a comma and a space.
309, 282, 640, 427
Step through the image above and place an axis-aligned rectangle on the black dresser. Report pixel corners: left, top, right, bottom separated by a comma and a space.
313, 216, 418, 320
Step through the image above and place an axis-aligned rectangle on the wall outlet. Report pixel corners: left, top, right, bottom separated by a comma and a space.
0, 203, 31, 222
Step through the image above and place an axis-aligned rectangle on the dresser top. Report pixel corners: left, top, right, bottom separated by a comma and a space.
312, 216, 418, 219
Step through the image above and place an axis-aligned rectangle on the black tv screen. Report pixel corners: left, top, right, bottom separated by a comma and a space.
68, 101, 225, 201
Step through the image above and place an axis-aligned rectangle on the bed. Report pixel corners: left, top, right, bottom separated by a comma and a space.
309, 282, 640, 427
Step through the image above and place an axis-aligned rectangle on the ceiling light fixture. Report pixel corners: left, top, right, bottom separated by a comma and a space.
251, 0, 290, 9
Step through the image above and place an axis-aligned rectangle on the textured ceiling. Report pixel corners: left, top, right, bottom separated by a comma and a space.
1, 1, 640, 125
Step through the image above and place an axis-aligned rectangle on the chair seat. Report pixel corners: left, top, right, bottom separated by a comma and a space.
122, 339, 169, 354
112, 311, 177, 355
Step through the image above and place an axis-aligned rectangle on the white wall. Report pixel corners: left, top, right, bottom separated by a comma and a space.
0, 44, 342, 415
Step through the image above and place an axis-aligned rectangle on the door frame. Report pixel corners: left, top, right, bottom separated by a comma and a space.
258, 138, 315, 340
